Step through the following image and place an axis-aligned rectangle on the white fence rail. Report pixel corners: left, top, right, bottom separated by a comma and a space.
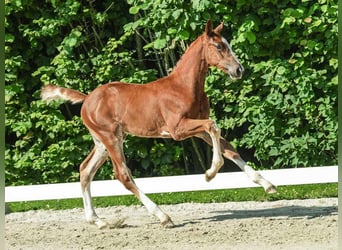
5, 166, 338, 202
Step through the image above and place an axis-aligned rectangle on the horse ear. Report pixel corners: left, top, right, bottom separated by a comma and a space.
205, 20, 213, 37
214, 22, 224, 34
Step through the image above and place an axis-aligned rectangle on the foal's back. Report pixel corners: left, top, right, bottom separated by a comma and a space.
80, 78, 189, 138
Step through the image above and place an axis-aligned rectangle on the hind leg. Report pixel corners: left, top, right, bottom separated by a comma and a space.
80, 136, 109, 228
99, 127, 173, 227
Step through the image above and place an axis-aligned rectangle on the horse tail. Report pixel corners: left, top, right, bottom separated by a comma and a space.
41, 84, 87, 104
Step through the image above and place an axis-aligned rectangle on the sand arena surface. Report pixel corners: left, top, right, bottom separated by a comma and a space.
5, 198, 338, 250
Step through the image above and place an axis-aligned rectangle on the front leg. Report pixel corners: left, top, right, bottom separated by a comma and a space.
195, 133, 277, 193
170, 119, 224, 181
203, 122, 225, 181
219, 138, 277, 193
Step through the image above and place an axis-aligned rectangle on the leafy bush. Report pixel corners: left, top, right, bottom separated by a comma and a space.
5, 0, 337, 185
205, 0, 338, 168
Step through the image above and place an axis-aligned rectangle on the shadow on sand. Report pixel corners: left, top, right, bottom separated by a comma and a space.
172, 204, 337, 228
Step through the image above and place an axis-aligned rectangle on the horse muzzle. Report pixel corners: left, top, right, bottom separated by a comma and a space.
228, 64, 244, 80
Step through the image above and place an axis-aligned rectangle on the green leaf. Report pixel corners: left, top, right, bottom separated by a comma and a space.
167, 27, 177, 35
276, 66, 286, 75
246, 31, 256, 44
141, 158, 150, 170
178, 30, 190, 40
153, 38, 167, 49
172, 9, 182, 20
269, 148, 279, 156
129, 6, 140, 14
5, 33, 14, 43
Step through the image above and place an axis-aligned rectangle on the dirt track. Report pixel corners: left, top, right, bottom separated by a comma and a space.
5, 198, 338, 250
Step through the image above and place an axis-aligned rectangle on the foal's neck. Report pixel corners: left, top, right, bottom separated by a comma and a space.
170, 35, 208, 94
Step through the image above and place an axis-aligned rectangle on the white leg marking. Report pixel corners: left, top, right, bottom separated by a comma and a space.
205, 122, 224, 181
120, 160, 173, 226
137, 189, 172, 225
81, 142, 108, 228
82, 184, 98, 222
233, 157, 277, 193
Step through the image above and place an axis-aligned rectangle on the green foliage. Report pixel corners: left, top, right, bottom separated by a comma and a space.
5, 0, 134, 185
5, 0, 337, 186
125, 136, 184, 177
204, 0, 337, 168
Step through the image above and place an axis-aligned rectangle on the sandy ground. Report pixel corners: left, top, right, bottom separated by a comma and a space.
5, 198, 338, 250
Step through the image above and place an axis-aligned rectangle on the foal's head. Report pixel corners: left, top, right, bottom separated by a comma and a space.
203, 20, 244, 80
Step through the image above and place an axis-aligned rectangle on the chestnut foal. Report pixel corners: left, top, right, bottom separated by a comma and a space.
41, 20, 276, 228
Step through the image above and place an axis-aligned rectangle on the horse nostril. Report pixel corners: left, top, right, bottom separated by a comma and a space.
236, 65, 244, 77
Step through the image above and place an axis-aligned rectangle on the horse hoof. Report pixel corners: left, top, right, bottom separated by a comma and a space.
265, 184, 277, 194
160, 215, 174, 228
108, 217, 127, 229
95, 219, 108, 229
205, 171, 215, 182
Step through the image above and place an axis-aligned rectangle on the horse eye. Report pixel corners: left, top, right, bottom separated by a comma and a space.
216, 44, 223, 51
